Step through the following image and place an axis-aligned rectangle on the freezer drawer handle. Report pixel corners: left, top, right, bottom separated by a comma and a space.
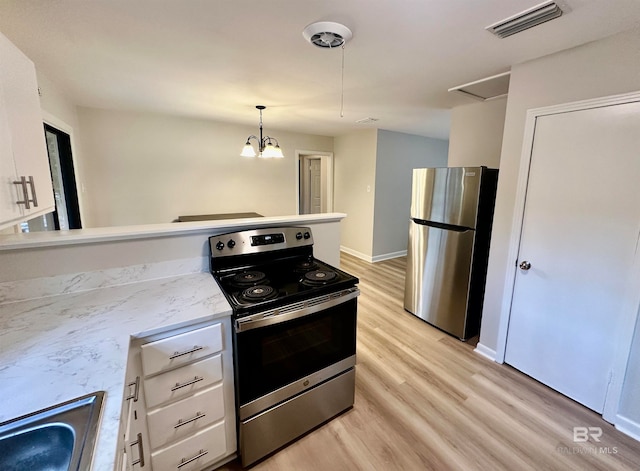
519, 261, 532, 271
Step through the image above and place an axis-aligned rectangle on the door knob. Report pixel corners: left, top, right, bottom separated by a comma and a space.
519, 261, 532, 271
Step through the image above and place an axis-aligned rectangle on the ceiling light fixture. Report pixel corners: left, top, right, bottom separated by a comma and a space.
302, 21, 352, 48
240, 105, 283, 159
303, 21, 353, 117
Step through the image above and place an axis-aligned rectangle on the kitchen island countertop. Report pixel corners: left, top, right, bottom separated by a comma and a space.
0, 272, 231, 471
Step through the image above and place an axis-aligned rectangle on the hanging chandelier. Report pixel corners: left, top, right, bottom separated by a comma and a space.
240, 105, 284, 158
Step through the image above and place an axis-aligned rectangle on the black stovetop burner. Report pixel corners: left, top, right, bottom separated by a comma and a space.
209, 227, 359, 317
302, 269, 337, 286
215, 255, 356, 316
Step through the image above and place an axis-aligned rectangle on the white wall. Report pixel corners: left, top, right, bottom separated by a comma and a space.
477, 27, 640, 431
37, 71, 80, 133
333, 129, 378, 259
447, 97, 506, 169
373, 130, 448, 260
334, 129, 449, 261
76, 108, 333, 227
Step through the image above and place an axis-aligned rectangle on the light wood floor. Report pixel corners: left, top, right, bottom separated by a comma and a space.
219, 253, 640, 470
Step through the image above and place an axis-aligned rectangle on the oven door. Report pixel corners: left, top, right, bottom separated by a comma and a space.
235, 287, 358, 419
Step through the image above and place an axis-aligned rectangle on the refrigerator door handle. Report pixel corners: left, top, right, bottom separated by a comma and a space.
411, 218, 473, 232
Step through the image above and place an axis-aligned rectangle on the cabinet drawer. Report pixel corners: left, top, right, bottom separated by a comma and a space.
144, 354, 223, 408
146, 384, 225, 450
141, 323, 223, 376
151, 421, 227, 471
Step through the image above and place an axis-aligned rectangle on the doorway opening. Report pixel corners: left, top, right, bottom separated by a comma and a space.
297, 151, 333, 215
22, 123, 82, 232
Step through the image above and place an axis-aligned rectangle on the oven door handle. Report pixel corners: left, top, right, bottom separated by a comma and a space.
235, 287, 359, 333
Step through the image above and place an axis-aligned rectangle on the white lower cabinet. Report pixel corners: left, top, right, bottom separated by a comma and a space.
151, 422, 227, 471
118, 319, 236, 471
140, 323, 223, 376
143, 355, 223, 409
146, 385, 225, 449
118, 348, 151, 470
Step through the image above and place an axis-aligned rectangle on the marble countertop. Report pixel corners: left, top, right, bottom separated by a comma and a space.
0, 272, 232, 471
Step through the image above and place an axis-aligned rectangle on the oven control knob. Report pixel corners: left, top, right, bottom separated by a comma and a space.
227, 239, 236, 248
296, 232, 303, 240
303, 232, 311, 239
215, 241, 225, 251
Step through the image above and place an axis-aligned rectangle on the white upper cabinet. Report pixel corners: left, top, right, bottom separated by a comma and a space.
0, 31, 54, 230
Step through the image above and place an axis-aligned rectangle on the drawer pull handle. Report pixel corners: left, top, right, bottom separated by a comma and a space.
177, 449, 208, 469
126, 376, 140, 402
130, 432, 145, 467
174, 411, 206, 429
169, 345, 203, 360
171, 376, 204, 392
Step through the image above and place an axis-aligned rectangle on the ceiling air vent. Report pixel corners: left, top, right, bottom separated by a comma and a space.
486, 0, 564, 38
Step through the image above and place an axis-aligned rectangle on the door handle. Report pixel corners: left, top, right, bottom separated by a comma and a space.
519, 261, 532, 271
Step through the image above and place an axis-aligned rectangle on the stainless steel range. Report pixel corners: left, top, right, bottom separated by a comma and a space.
209, 227, 359, 467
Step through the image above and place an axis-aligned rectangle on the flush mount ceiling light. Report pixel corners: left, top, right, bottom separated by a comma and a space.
240, 105, 283, 159
302, 21, 352, 48
486, 0, 564, 38
303, 21, 353, 117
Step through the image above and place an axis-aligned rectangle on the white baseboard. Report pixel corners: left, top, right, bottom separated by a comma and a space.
474, 343, 497, 362
372, 250, 407, 262
340, 246, 407, 263
615, 415, 640, 441
340, 246, 373, 262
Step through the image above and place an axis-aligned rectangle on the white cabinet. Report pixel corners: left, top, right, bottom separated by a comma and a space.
143, 354, 223, 408
140, 324, 223, 376
146, 385, 225, 450
150, 422, 227, 471
119, 319, 237, 471
117, 345, 151, 471
0, 31, 54, 230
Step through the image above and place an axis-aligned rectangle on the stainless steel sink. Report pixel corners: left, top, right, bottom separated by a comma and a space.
0, 391, 105, 471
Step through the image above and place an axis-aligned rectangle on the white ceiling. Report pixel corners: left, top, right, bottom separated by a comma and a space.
1, 0, 640, 140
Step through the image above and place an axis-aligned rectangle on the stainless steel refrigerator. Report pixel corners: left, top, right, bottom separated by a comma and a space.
404, 167, 498, 340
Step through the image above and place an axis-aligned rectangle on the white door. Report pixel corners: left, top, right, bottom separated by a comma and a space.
309, 158, 322, 214
505, 101, 640, 413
